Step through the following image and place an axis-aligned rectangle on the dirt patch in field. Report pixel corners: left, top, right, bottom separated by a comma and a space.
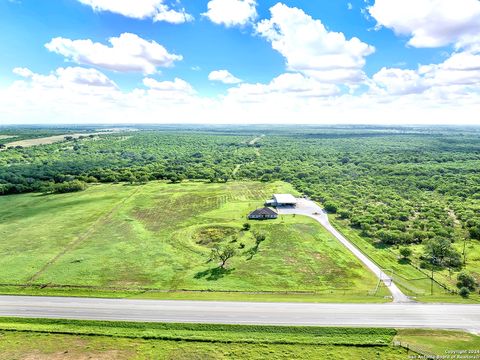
193, 225, 238, 246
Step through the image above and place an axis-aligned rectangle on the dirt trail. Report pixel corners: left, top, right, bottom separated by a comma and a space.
233, 135, 265, 177
248, 134, 265, 146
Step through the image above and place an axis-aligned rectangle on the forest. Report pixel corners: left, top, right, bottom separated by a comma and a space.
1, 125, 479, 294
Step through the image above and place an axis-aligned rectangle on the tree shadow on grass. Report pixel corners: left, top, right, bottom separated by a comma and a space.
245, 245, 259, 260
397, 258, 411, 265
194, 266, 234, 281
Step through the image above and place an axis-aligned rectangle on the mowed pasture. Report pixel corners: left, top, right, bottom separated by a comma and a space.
0, 181, 380, 300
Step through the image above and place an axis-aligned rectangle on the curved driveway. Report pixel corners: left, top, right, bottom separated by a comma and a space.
276, 198, 411, 303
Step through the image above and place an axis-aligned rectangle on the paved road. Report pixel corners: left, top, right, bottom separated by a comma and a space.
0, 296, 478, 332
277, 198, 411, 303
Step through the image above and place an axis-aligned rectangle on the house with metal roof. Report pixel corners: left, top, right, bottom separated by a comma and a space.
248, 207, 278, 220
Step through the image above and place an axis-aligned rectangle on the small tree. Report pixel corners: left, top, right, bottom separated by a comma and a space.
210, 245, 235, 268
242, 223, 251, 231
457, 272, 477, 292
127, 174, 137, 184
49, 180, 87, 194
253, 230, 267, 245
138, 175, 149, 184
324, 201, 338, 214
423, 238, 462, 269
399, 247, 412, 260
459, 287, 470, 298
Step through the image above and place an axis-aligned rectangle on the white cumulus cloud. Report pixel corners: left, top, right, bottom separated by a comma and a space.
203, 0, 257, 27
372, 50, 480, 97
208, 70, 242, 84
143, 77, 196, 94
372, 68, 427, 95
3, 66, 480, 125
12, 66, 117, 89
77, 0, 193, 23
45, 33, 183, 74
227, 73, 340, 102
368, 0, 480, 49
256, 3, 375, 84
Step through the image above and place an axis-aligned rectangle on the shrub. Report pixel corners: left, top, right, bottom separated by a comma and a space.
457, 272, 477, 292
324, 201, 338, 214
423, 238, 462, 269
399, 247, 412, 259
253, 230, 267, 245
49, 180, 87, 194
459, 287, 470, 298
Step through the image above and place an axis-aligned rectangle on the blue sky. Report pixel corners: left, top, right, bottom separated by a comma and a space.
0, 0, 479, 124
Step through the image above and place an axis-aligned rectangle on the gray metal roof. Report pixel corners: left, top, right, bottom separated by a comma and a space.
273, 194, 297, 204
249, 207, 278, 216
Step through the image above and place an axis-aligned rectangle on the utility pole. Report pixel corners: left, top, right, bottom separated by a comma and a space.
430, 256, 437, 296
462, 237, 467, 266
431, 266, 434, 295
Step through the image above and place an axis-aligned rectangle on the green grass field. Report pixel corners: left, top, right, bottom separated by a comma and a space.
395, 329, 480, 357
0, 318, 477, 359
0, 181, 383, 301
0, 318, 408, 359
0, 333, 409, 360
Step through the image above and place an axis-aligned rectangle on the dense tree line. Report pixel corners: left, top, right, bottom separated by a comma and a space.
1, 126, 479, 275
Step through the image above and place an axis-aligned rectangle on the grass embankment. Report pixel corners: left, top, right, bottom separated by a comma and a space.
0, 318, 408, 359
0, 286, 389, 303
0, 181, 383, 302
1, 318, 477, 359
395, 329, 480, 357
330, 216, 480, 303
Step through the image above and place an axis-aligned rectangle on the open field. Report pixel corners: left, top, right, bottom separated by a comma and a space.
1, 318, 478, 359
330, 217, 480, 303
0, 333, 408, 360
0, 181, 382, 301
0, 135, 15, 140
2, 131, 115, 148
1, 127, 478, 303
0, 318, 408, 359
395, 329, 480, 357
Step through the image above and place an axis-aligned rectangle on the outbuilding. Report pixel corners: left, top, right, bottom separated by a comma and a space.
248, 207, 278, 220
272, 194, 297, 207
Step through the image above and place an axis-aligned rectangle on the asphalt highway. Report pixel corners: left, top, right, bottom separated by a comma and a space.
0, 296, 478, 332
